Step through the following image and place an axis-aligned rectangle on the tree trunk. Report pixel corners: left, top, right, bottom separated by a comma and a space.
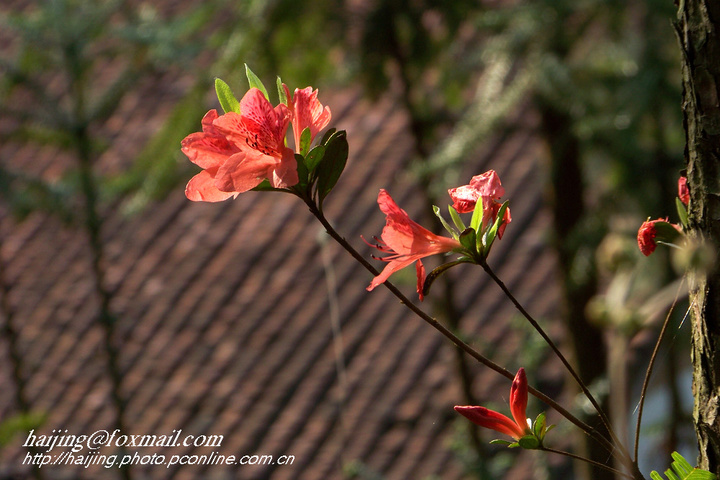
676, 0, 720, 474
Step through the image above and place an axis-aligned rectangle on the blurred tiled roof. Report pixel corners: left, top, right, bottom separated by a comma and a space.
0, 7, 564, 480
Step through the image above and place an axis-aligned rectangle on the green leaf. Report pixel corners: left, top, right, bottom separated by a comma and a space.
295, 153, 309, 189
245, 63, 269, 100
481, 200, 509, 256
448, 205, 466, 232
459, 228, 477, 253
277, 76, 288, 105
654, 220, 683, 244
533, 412, 546, 440
305, 145, 326, 174
320, 128, 337, 146
433, 205, 459, 238
651, 452, 717, 480
316, 130, 348, 204
214, 77, 240, 114
299, 126, 312, 156
469, 196, 484, 232
676, 197, 689, 229
251, 179, 285, 192
489, 439, 514, 446
517, 435, 540, 450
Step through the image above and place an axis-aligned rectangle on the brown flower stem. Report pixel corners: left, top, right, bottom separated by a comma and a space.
478, 259, 635, 471
305, 199, 618, 457
634, 279, 685, 462
540, 446, 639, 480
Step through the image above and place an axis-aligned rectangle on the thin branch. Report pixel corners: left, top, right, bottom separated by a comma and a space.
634, 277, 686, 461
304, 198, 619, 456
540, 446, 636, 480
479, 259, 635, 470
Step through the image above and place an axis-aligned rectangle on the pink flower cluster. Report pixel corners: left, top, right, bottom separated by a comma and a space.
448, 170, 512, 238
182, 87, 331, 201
366, 170, 511, 300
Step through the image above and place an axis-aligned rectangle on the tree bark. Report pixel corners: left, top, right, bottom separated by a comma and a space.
677, 0, 720, 474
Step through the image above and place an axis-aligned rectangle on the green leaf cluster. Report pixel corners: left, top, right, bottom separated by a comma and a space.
422, 200, 510, 296
489, 413, 554, 450
650, 452, 717, 480
433, 198, 511, 260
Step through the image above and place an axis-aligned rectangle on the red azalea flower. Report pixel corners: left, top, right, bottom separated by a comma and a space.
637, 218, 682, 256
182, 88, 297, 201
448, 170, 512, 238
366, 189, 461, 301
454, 368, 530, 440
182, 110, 242, 202
284, 84, 332, 152
678, 176, 690, 205
638, 218, 665, 256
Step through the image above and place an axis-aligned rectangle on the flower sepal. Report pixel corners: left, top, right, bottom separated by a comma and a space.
488, 413, 553, 450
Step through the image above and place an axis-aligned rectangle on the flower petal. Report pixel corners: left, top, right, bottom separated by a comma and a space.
678, 176, 690, 205
185, 170, 236, 202
213, 89, 291, 158
637, 219, 660, 256
181, 110, 240, 170
268, 147, 299, 189
289, 86, 332, 151
509, 368, 529, 435
366, 256, 422, 292
454, 405, 526, 439
214, 151, 276, 193
449, 170, 506, 217
469, 170, 505, 199
447, 184, 479, 214
377, 189, 459, 255
366, 190, 460, 299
